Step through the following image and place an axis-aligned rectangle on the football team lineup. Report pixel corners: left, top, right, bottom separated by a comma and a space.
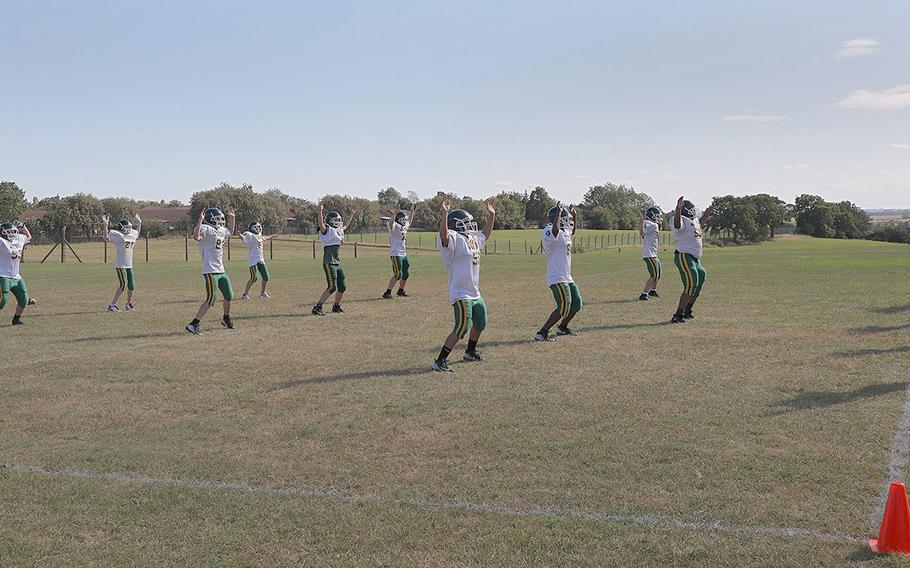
1, 195, 713, 374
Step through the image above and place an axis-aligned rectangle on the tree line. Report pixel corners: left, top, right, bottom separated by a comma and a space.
0, 180, 879, 244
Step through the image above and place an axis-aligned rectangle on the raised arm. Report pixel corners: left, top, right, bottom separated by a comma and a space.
101, 215, 111, 242
569, 204, 578, 235
134, 213, 142, 236
408, 203, 416, 229
439, 196, 451, 248
194, 210, 205, 241
639, 211, 645, 238
226, 207, 236, 237
18, 221, 31, 243
674, 196, 683, 230
482, 200, 496, 240
344, 206, 358, 231
317, 202, 326, 234
552, 202, 562, 237
699, 205, 714, 227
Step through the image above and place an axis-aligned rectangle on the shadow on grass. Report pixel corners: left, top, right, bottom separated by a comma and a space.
770, 381, 907, 415
271, 366, 432, 390
69, 331, 185, 342
872, 304, 910, 315
584, 299, 640, 305
851, 324, 910, 334
24, 310, 102, 318
845, 545, 877, 563
835, 346, 910, 357
160, 299, 200, 305
235, 313, 304, 321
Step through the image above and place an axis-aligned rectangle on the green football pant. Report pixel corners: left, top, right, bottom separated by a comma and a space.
323, 263, 346, 293
675, 251, 706, 297
550, 282, 583, 318
0, 277, 28, 309
248, 262, 270, 282
452, 297, 487, 339
116, 267, 136, 291
643, 256, 661, 281
204, 273, 234, 306
391, 256, 410, 280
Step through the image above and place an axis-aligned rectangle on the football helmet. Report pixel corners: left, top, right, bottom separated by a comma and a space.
325, 210, 343, 228
680, 200, 697, 219
0, 222, 18, 241
645, 207, 662, 223
394, 211, 408, 226
248, 221, 262, 234
447, 209, 477, 234
116, 219, 133, 234
204, 207, 226, 228
546, 206, 573, 230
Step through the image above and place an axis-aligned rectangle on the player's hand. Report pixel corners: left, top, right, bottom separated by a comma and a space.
134, 213, 141, 223
677, 196, 685, 207
485, 200, 495, 214
318, 201, 325, 211
13, 220, 23, 228
442, 196, 451, 212
226, 207, 236, 218
101, 215, 109, 224
569, 204, 577, 216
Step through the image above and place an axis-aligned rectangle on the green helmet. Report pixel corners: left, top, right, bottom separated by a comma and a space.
447, 209, 477, 234
204, 207, 226, 228
116, 219, 133, 233
645, 207, 662, 223
680, 200, 697, 220
546, 206, 572, 230
0, 222, 18, 241
394, 211, 409, 226
325, 210, 343, 228
248, 220, 262, 234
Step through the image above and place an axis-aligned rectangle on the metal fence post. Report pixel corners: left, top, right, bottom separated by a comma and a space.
185, 235, 189, 261
60, 227, 65, 263
145, 233, 149, 262
312, 240, 316, 259
270, 238, 274, 260
227, 236, 231, 261
354, 242, 358, 258
104, 240, 108, 263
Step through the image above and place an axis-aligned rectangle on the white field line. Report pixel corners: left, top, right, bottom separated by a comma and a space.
872, 382, 910, 528
4, 463, 861, 544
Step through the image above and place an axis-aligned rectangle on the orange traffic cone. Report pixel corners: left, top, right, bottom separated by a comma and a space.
870, 482, 910, 556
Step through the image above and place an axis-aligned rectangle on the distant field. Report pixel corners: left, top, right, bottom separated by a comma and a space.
3, 236, 910, 566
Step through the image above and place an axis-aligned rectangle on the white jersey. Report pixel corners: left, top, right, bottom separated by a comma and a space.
541, 224, 573, 286
0, 234, 29, 279
389, 221, 409, 257
438, 230, 486, 304
242, 232, 265, 266
672, 216, 703, 258
641, 220, 660, 259
320, 226, 344, 247
108, 229, 139, 269
197, 224, 229, 274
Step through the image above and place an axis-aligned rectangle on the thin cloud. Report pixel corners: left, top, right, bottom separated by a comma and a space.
660, 174, 679, 180
891, 144, 910, 150
835, 84, 910, 111
784, 164, 809, 169
574, 174, 591, 181
723, 114, 786, 123
837, 37, 880, 58
495, 181, 513, 187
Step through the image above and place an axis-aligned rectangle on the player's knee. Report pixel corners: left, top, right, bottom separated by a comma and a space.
0, 295, 7, 310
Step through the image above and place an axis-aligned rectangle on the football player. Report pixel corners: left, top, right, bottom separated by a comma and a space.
240, 220, 277, 300
185, 207, 237, 335
671, 196, 714, 324
431, 196, 495, 372
311, 202, 357, 316
0, 221, 34, 325
101, 213, 141, 311
534, 203, 582, 342
383, 203, 416, 299
639, 207, 662, 301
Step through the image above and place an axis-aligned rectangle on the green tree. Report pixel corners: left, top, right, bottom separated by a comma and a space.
0, 181, 27, 222
525, 186, 556, 228
794, 194, 834, 238
377, 187, 403, 209
582, 183, 655, 229
705, 195, 761, 243
489, 192, 525, 229
748, 194, 789, 239
101, 197, 140, 223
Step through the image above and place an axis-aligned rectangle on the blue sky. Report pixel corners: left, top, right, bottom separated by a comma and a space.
1, 1, 908, 209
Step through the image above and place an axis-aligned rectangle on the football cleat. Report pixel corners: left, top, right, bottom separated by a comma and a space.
683, 312, 695, 319
671, 314, 687, 324
27, 298, 37, 306
648, 290, 661, 298
312, 305, 325, 316
431, 360, 455, 372
107, 304, 119, 312
638, 294, 649, 301
242, 293, 251, 300
125, 303, 135, 311
259, 292, 270, 299
463, 350, 485, 362
396, 289, 409, 297
332, 304, 344, 313
382, 291, 393, 300
221, 316, 235, 330
534, 331, 557, 342
185, 322, 203, 335
556, 326, 577, 336
11, 317, 23, 325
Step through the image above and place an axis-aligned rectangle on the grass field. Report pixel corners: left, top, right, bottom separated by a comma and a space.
3, 235, 910, 566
